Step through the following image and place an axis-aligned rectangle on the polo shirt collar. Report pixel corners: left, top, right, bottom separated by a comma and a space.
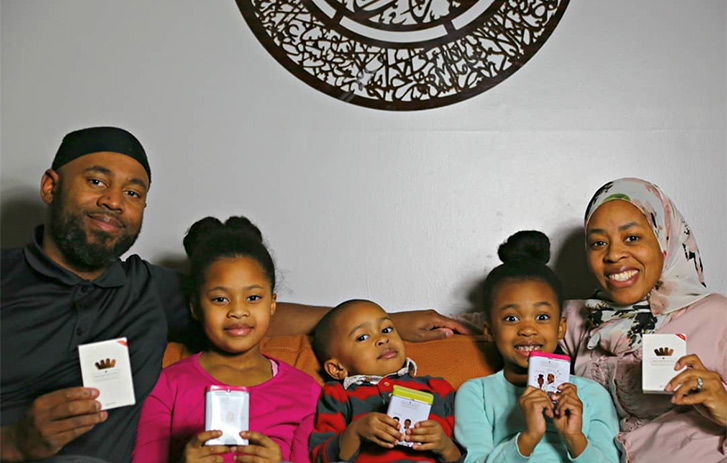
343, 358, 417, 390
24, 225, 127, 288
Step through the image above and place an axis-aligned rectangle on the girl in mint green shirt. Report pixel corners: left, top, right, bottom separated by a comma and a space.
454, 231, 620, 463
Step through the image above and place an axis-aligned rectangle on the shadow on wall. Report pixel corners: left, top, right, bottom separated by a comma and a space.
1, 187, 45, 249
0, 189, 598, 305
552, 227, 598, 301
460, 226, 598, 316
155, 254, 188, 274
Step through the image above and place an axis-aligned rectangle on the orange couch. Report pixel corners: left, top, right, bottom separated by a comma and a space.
163, 334, 502, 389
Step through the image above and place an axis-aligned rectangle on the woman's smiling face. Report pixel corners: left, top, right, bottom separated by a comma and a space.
586, 200, 664, 306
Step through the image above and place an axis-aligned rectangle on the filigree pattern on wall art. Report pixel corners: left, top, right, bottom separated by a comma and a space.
236, 0, 569, 110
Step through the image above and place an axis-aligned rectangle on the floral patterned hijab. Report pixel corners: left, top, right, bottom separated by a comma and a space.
583, 178, 709, 355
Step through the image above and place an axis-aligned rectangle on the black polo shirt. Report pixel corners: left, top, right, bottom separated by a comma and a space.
1, 226, 188, 462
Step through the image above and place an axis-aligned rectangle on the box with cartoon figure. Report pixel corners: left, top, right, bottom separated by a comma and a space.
527, 351, 570, 397
386, 385, 433, 447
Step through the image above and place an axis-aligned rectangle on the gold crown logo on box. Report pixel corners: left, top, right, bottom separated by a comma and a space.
95, 358, 116, 370
653, 347, 674, 357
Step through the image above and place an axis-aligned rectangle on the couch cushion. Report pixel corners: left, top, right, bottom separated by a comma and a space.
163, 334, 502, 390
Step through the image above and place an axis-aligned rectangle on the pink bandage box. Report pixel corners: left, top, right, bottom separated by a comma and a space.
527, 351, 570, 395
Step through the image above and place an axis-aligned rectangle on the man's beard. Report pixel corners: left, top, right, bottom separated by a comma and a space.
48, 190, 141, 273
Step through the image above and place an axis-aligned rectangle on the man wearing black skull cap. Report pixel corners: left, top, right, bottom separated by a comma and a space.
0, 126, 470, 462
1, 127, 170, 462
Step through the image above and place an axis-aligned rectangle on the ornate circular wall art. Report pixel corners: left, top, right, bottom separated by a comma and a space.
236, 0, 569, 110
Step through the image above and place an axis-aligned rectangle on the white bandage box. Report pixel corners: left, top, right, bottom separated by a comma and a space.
205, 385, 250, 445
78, 338, 135, 410
642, 333, 686, 394
386, 385, 433, 447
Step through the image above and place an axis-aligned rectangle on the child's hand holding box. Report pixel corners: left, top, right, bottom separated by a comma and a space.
386, 385, 433, 447
204, 385, 250, 445
527, 351, 570, 400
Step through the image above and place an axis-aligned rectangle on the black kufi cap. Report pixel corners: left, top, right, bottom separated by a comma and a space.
52, 126, 151, 182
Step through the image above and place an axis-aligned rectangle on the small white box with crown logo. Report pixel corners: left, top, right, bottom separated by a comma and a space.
78, 337, 135, 410
642, 333, 687, 394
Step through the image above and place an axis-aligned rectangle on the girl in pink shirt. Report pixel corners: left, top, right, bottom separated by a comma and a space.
132, 216, 321, 463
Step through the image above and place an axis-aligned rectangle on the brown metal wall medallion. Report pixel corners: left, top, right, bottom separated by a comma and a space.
235, 0, 569, 110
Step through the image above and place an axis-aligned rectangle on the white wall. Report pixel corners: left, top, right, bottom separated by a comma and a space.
2, 0, 725, 313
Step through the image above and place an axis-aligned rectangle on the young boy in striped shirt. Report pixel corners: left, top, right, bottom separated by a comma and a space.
310, 299, 462, 463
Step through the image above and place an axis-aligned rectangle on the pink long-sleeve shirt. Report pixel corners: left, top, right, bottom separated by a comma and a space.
132, 353, 321, 463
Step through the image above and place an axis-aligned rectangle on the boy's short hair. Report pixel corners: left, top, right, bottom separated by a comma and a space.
312, 299, 370, 364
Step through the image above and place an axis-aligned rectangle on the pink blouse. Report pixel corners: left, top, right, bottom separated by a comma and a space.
560, 294, 727, 463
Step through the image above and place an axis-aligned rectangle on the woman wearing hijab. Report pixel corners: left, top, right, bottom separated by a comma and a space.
560, 178, 726, 462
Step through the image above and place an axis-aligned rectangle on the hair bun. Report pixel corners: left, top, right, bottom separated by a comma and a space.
497, 230, 551, 265
183, 217, 224, 257
224, 216, 263, 243
183, 216, 264, 258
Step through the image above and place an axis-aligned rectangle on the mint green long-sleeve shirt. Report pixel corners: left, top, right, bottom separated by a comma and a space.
454, 371, 620, 463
